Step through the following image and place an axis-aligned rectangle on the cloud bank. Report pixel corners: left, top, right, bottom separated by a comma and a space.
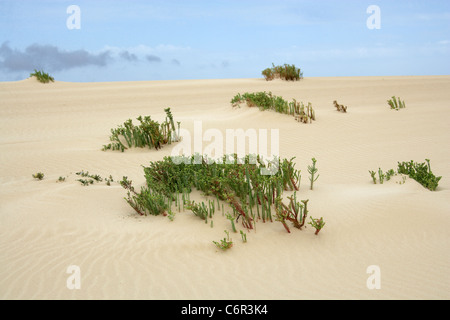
0, 42, 111, 72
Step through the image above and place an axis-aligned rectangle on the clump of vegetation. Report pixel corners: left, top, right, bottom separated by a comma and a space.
30, 69, 54, 83
32, 172, 45, 180
105, 175, 114, 186
213, 230, 233, 251
274, 194, 309, 233
120, 154, 324, 239
388, 96, 406, 110
262, 63, 303, 81
397, 159, 441, 191
102, 108, 181, 152
333, 100, 347, 113
369, 159, 441, 191
75, 171, 114, 187
120, 176, 168, 216
185, 201, 212, 223
231, 92, 315, 124
57, 176, 66, 182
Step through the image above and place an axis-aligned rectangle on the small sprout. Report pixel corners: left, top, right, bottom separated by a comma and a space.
308, 158, 319, 190
308, 217, 325, 235
226, 213, 237, 233
213, 230, 233, 251
369, 170, 377, 184
57, 176, 66, 182
240, 230, 247, 243
378, 168, 385, 184
77, 179, 94, 186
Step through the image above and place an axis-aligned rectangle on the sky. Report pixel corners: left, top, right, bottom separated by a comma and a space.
0, 0, 449, 82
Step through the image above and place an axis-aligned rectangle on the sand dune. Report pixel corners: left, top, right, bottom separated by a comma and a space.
0, 76, 449, 300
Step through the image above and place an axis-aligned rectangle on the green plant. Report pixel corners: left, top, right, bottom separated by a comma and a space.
32, 172, 45, 180
186, 201, 210, 223
105, 175, 114, 186
274, 194, 308, 233
262, 68, 275, 81
57, 176, 66, 182
385, 169, 395, 181
30, 69, 54, 83
308, 158, 319, 190
369, 170, 377, 184
378, 168, 385, 184
76, 171, 104, 186
231, 92, 315, 124
77, 179, 94, 186
370, 159, 441, 191
213, 230, 233, 250
120, 176, 168, 216
122, 154, 324, 240
397, 159, 442, 191
388, 96, 406, 110
240, 230, 247, 243
262, 63, 303, 81
226, 213, 237, 233
308, 217, 326, 235
103, 108, 181, 152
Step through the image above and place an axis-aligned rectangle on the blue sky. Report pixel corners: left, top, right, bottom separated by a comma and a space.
1, 0, 449, 82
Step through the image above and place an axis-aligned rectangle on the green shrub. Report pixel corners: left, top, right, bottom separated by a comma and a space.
369, 159, 441, 191
120, 176, 168, 216
388, 96, 406, 110
262, 63, 303, 81
397, 159, 441, 191
32, 172, 45, 180
121, 153, 324, 238
231, 91, 315, 123
30, 69, 54, 83
103, 108, 181, 152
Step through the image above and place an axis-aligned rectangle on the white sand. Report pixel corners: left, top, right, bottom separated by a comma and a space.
0, 76, 449, 300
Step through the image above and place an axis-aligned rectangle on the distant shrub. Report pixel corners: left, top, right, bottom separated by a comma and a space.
262, 68, 275, 81
231, 91, 315, 124
262, 63, 303, 81
388, 96, 406, 110
32, 172, 45, 180
30, 69, 54, 83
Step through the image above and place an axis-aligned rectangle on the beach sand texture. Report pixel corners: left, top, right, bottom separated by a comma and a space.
0, 76, 449, 299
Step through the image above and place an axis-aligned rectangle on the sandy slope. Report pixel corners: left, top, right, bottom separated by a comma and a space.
0, 76, 449, 300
